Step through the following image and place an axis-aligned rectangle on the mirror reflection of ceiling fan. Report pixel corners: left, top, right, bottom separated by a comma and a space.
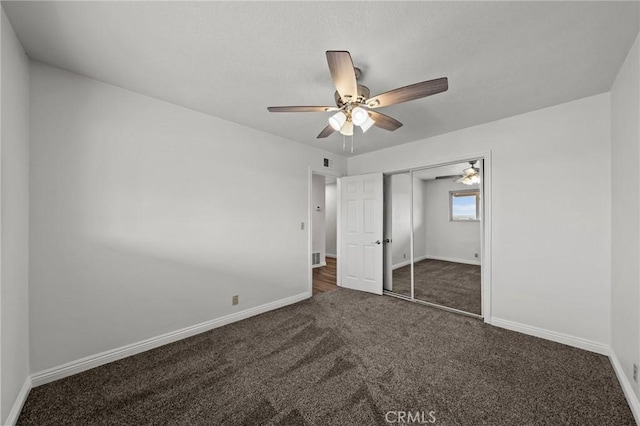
267, 51, 448, 139
435, 161, 481, 185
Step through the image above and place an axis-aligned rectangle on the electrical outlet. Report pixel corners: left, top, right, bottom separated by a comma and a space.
300, 222, 305, 230
232, 295, 239, 306
633, 364, 638, 383
474, 253, 479, 258
403, 253, 406, 259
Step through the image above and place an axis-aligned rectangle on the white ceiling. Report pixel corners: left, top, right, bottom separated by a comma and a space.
3, 1, 638, 156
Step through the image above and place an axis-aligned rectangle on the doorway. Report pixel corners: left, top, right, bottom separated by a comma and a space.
311, 173, 338, 296
383, 159, 485, 318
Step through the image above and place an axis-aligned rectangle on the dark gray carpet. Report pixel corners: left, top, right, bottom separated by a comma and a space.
392, 259, 482, 315
18, 289, 634, 425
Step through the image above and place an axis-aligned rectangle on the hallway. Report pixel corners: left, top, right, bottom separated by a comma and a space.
312, 257, 337, 296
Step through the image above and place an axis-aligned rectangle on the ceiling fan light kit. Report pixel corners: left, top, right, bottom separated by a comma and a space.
455, 161, 481, 185
267, 50, 449, 152
329, 105, 375, 135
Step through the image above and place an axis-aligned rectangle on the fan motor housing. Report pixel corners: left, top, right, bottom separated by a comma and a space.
335, 85, 370, 108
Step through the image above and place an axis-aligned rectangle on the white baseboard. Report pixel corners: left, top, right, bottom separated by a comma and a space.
424, 255, 481, 266
392, 259, 411, 270
490, 317, 609, 355
392, 255, 429, 270
31, 292, 310, 387
326, 253, 337, 259
610, 351, 640, 425
312, 262, 327, 269
392, 255, 480, 270
5, 376, 32, 425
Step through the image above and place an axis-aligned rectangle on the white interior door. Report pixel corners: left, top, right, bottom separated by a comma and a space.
340, 172, 383, 295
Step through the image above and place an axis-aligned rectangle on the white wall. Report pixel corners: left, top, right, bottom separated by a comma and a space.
1, 7, 30, 423
350, 93, 612, 347
311, 174, 326, 264
325, 182, 337, 257
423, 179, 481, 264
611, 33, 640, 401
389, 173, 427, 269
29, 62, 346, 373
390, 173, 412, 267
412, 176, 427, 261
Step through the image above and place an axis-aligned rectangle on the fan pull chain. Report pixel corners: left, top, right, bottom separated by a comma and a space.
342, 135, 346, 151
350, 135, 354, 154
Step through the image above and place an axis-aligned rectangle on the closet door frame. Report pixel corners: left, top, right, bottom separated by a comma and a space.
382, 152, 492, 324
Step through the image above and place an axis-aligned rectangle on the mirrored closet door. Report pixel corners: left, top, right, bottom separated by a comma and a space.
383, 172, 412, 298
383, 160, 483, 317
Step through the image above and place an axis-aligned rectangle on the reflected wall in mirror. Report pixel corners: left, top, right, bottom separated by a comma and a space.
412, 161, 482, 315
383, 172, 412, 298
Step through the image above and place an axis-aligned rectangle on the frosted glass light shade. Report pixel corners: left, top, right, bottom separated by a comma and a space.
461, 172, 480, 185
328, 111, 346, 131
351, 107, 368, 126
340, 120, 354, 136
360, 116, 375, 133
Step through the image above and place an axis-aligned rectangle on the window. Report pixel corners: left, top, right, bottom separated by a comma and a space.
450, 190, 480, 221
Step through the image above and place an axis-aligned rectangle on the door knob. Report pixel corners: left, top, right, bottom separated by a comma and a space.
371, 240, 381, 245
383, 238, 391, 243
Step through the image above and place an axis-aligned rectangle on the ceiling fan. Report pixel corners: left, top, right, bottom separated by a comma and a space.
267, 51, 448, 139
435, 161, 480, 185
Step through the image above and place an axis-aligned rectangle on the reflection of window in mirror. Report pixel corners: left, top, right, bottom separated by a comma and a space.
450, 190, 480, 221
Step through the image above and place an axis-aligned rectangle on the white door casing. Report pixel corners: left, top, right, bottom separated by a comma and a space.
340, 172, 383, 295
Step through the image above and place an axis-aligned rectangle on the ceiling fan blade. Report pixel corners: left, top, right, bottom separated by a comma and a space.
435, 174, 463, 180
317, 125, 335, 139
267, 106, 338, 113
369, 111, 403, 131
326, 51, 358, 101
366, 77, 448, 108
